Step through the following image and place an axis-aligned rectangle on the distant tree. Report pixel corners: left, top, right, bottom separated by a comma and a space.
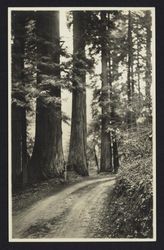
107, 16, 120, 173
100, 11, 113, 172
87, 10, 152, 173
126, 11, 136, 128
144, 10, 152, 123
123, 11, 152, 127
83, 11, 122, 173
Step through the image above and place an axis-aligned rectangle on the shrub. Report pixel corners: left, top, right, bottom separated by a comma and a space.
105, 126, 153, 238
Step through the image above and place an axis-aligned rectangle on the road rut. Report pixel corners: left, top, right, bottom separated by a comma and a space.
12, 175, 115, 239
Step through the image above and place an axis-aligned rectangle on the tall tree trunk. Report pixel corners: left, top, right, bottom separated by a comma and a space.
109, 51, 120, 174
112, 133, 119, 174
100, 11, 112, 172
12, 104, 27, 189
127, 11, 135, 129
136, 21, 141, 116
107, 12, 113, 171
94, 146, 99, 173
67, 11, 88, 176
108, 33, 120, 174
145, 10, 152, 123
12, 12, 27, 189
28, 12, 64, 182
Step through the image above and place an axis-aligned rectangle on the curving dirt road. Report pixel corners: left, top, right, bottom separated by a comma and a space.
12, 175, 115, 239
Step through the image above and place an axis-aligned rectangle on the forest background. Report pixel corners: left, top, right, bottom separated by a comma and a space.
9, 8, 155, 239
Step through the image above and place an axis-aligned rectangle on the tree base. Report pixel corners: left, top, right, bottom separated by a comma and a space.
67, 165, 89, 177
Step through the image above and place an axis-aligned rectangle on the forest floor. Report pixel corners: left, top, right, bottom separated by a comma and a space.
12, 174, 116, 239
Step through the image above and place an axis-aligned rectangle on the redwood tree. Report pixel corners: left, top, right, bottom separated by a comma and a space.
126, 11, 136, 128
28, 11, 64, 182
100, 11, 113, 172
12, 12, 28, 189
67, 11, 89, 176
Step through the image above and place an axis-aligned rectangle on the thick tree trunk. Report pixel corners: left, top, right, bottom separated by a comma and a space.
22, 108, 28, 186
12, 104, 27, 189
28, 11, 64, 182
29, 96, 64, 180
67, 11, 88, 176
100, 11, 112, 172
12, 12, 27, 189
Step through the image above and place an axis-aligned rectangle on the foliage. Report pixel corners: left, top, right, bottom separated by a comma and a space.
104, 126, 153, 238
119, 126, 152, 160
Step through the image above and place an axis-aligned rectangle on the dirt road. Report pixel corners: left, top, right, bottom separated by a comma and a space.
12, 175, 115, 239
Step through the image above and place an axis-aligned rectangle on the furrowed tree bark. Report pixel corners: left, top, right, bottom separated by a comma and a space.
12, 12, 28, 189
28, 11, 64, 182
100, 11, 112, 172
67, 11, 88, 176
29, 95, 64, 180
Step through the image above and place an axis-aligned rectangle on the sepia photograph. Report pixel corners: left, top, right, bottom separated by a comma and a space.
8, 7, 156, 242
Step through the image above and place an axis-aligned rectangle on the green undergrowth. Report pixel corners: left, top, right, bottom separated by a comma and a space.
105, 127, 153, 238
